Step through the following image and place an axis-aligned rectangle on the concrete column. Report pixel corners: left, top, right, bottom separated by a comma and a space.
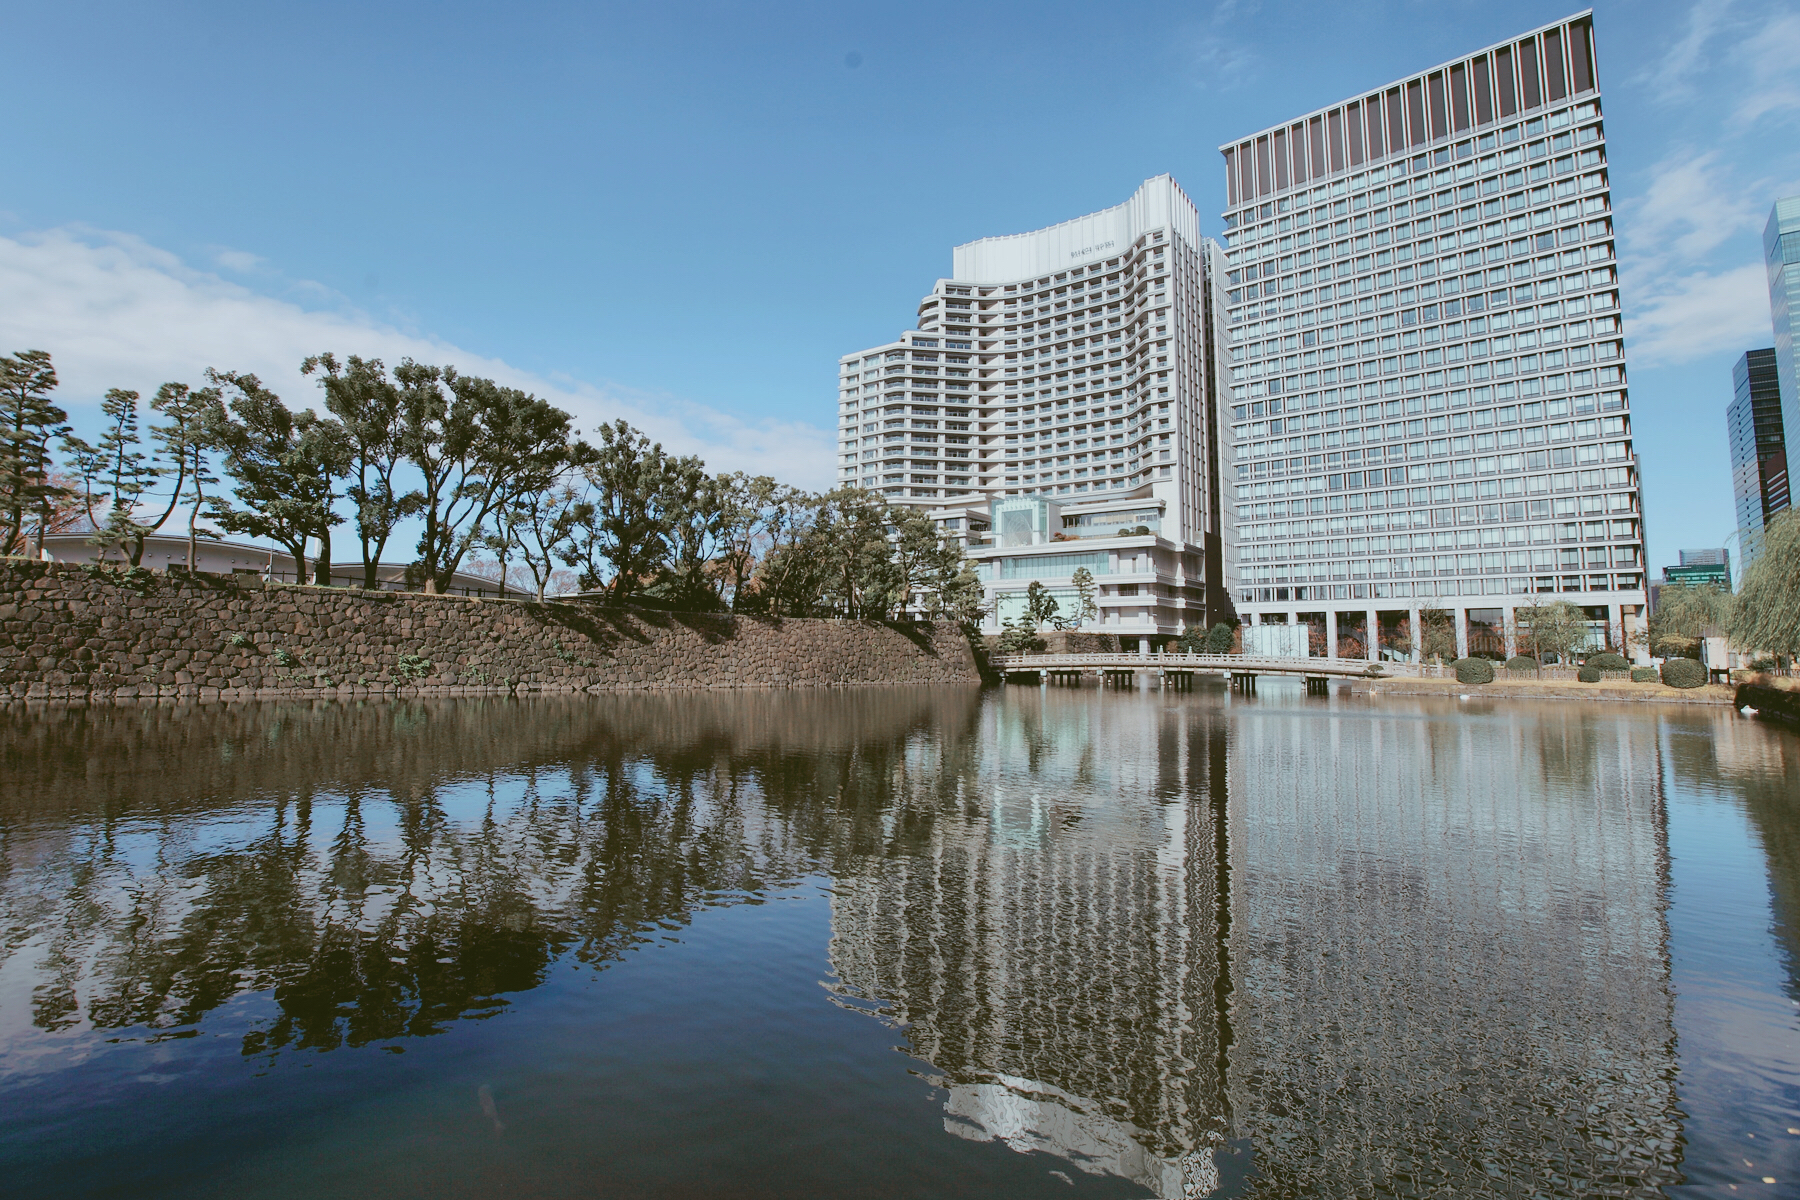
1365, 609, 1378, 661
1502, 607, 1518, 659
1607, 601, 1622, 654
1454, 605, 1469, 660
1408, 606, 1422, 663
1325, 610, 1338, 659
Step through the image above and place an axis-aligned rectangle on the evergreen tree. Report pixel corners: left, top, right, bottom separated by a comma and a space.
0, 350, 69, 557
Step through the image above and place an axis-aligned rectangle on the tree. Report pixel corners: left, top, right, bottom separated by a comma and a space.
712, 473, 783, 611
743, 489, 832, 616
68, 387, 193, 567
392, 360, 577, 594
929, 560, 988, 627
809, 488, 896, 619
890, 505, 960, 619
1418, 607, 1457, 664
1025, 580, 1060, 628
996, 616, 1045, 655
655, 456, 729, 609
204, 370, 351, 585
564, 420, 677, 599
152, 383, 224, 572
1652, 582, 1733, 660
1069, 567, 1098, 628
0, 350, 69, 558
500, 478, 587, 602
303, 354, 419, 589
1727, 510, 1799, 656
1206, 622, 1236, 654
1514, 598, 1592, 664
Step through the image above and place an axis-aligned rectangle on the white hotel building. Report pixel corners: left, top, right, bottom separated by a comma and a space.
1216, 12, 1649, 660
837, 176, 1237, 641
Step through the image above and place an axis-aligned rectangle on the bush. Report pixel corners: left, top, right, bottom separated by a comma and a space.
1630, 667, 1658, 683
1577, 664, 1602, 683
1660, 658, 1707, 689
1506, 655, 1539, 673
1586, 652, 1629, 671
1453, 656, 1494, 684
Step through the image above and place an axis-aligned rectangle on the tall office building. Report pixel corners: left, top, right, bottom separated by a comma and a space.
837, 176, 1236, 638
1766, 196, 1800, 470
1727, 347, 1788, 567
1216, 13, 1649, 661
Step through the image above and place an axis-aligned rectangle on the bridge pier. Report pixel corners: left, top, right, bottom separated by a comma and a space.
1162, 671, 1194, 692
1303, 675, 1329, 696
1229, 672, 1257, 694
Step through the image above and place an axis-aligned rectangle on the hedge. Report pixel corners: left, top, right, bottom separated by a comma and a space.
1453, 656, 1495, 684
1506, 655, 1539, 672
1630, 667, 1658, 683
1660, 658, 1708, 689
1586, 652, 1629, 671
1577, 664, 1602, 683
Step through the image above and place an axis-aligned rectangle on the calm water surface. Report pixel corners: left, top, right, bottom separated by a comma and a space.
1, 685, 1796, 1198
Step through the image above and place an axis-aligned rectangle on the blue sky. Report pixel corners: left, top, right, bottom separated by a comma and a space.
2, 0, 1797, 573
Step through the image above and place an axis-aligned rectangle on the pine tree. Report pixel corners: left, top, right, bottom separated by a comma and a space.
0, 350, 69, 557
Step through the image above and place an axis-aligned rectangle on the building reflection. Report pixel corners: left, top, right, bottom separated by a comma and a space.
826, 693, 1232, 1197
825, 691, 1684, 1197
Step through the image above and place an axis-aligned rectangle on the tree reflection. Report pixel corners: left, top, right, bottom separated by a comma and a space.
0, 691, 980, 1056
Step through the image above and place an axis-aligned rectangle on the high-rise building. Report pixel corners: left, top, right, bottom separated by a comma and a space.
1765, 196, 1800, 466
1215, 13, 1649, 662
1727, 347, 1788, 567
836, 176, 1237, 639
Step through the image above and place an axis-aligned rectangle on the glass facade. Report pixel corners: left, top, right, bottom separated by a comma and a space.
1216, 14, 1646, 657
1727, 347, 1788, 567
1763, 196, 1800, 495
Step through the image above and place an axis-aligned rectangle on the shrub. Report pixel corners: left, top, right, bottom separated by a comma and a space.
272, 648, 298, 667
1586, 652, 1629, 671
395, 652, 434, 681
1630, 667, 1658, 683
1660, 658, 1707, 689
1506, 655, 1539, 673
228, 632, 252, 649
1577, 664, 1602, 683
1453, 656, 1494, 684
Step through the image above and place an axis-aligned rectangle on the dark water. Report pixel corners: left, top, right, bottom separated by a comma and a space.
1, 685, 1796, 1198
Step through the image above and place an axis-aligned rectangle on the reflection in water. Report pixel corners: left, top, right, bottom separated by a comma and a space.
0, 692, 978, 1060
2, 689, 1791, 1197
826, 697, 1231, 1196
824, 692, 1685, 1196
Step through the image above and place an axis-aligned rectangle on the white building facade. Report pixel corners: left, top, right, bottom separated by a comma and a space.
837, 176, 1237, 642
1216, 12, 1649, 661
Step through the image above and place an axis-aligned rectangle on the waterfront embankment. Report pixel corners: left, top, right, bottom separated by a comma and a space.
1352, 675, 1738, 706
0, 561, 981, 702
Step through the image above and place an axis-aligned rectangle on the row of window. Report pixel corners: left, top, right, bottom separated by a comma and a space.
1225, 103, 1602, 237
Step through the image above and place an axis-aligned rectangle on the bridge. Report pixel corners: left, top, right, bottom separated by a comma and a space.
989, 651, 1432, 694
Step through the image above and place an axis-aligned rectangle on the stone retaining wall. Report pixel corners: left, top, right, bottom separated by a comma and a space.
0, 561, 981, 702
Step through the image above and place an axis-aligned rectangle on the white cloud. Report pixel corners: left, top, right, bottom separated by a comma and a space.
0, 226, 834, 488
1622, 261, 1771, 366
210, 247, 265, 273
1732, 12, 1800, 128
1621, 152, 1767, 262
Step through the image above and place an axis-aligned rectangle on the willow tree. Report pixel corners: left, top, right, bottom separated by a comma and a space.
1728, 510, 1800, 657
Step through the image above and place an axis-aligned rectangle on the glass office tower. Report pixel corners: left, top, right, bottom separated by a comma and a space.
1764, 196, 1800, 505
1727, 347, 1788, 567
1215, 13, 1648, 662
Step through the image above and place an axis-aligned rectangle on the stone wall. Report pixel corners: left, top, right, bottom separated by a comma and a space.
0, 561, 981, 702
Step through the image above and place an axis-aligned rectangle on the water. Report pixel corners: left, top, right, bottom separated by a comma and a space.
1, 685, 1796, 1198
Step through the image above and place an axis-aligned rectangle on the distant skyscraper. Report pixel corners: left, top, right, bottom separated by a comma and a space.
1215, 12, 1647, 661
1727, 347, 1788, 566
1765, 197, 1800, 473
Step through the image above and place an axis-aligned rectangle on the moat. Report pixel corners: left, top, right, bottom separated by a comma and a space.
1, 685, 1796, 1197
